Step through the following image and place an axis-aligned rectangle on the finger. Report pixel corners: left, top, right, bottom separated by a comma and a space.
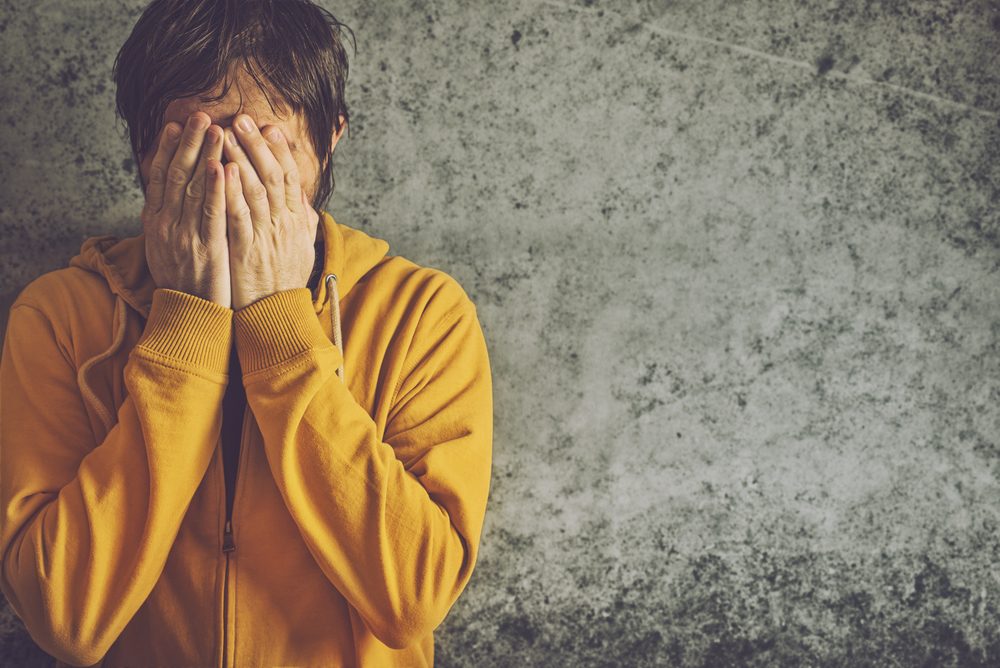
143, 122, 183, 216
231, 115, 286, 224
202, 157, 227, 244
261, 124, 303, 216
223, 126, 272, 234
224, 159, 253, 250
162, 112, 211, 223
183, 124, 224, 230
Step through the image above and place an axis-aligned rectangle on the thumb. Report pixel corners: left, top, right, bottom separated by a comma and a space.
302, 190, 320, 229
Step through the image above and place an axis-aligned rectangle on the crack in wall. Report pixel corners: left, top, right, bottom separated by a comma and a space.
539, 0, 1000, 120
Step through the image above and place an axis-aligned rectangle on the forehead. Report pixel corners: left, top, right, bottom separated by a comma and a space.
162, 74, 304, 142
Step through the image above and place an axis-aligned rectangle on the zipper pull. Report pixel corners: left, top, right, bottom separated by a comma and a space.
223, 520, 236, 553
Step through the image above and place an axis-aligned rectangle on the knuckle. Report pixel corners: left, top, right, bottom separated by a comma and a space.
167, 165, 188, 186
139, 208, 163, 233
263, 171, 283, 189
144, 215, 167, 239
193, 238, 212, 256
182, 128, 203, 149
142, 208, 166, 231
229, 202, 251, 220
203, 200, 224, 218
283, 169, 300, 187
247, 182, 269, 201
156, 129, 173, 150
153, 226, 170, 245
176, 230, 193, 249
185, 178, 203, 200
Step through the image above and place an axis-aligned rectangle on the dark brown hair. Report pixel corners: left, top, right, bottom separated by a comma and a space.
112, 0, 356, 212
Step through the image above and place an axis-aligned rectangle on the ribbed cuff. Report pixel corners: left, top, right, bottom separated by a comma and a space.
133, 288, 234, 374
232, 288, 333, 375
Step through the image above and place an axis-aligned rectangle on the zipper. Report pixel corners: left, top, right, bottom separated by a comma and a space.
220, 406, 250, 668
221, 537, 232, 668
223, 520, 235, 552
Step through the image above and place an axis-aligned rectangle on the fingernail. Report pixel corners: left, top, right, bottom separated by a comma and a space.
225, 129, 238, 147
237, 116, 253, 133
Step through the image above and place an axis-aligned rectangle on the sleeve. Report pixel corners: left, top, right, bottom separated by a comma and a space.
0, 288, 233, 666
232, 286, 493, 650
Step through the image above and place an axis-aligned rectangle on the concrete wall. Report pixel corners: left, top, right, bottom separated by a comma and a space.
2, 1, 999, 665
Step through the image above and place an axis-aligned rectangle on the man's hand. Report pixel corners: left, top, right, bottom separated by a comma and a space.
141, 112, 231, 308
222, 114, 321, 311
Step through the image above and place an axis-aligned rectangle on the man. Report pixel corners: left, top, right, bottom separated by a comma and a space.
0, 1, 493, 666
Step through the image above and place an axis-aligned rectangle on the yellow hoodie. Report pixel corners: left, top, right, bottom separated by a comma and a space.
0, 211, 493, 667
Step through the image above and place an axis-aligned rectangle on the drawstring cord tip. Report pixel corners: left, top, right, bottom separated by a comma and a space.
325, 274, 345, 383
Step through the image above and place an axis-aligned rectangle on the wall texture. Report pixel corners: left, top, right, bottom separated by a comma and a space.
2, 1, 1000, 666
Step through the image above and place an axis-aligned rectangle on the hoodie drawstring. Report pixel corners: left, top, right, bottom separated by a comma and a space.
325, 273, 345, 383
77, 294, 128, 435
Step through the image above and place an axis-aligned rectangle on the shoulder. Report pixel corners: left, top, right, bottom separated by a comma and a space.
363, 254, 478, 333
11, 266, 114, 323
7, 267, 116, 361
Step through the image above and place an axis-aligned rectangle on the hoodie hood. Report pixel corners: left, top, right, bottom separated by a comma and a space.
65, 210, 389, 433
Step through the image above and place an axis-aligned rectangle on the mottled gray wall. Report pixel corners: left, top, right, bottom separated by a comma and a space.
2, 1, 1000, 666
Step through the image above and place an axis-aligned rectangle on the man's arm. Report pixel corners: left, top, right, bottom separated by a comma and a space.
232, 285, 493, 650
0, 288, 232, 665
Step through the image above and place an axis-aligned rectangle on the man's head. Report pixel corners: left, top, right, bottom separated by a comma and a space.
112, 0, 355, 213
